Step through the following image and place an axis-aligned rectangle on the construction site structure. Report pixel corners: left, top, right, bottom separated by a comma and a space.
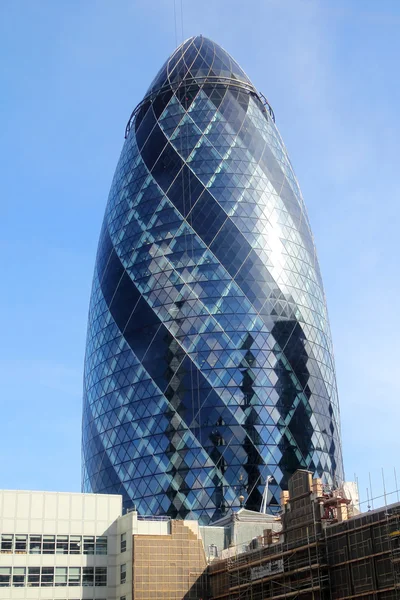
208, 470, 400, 600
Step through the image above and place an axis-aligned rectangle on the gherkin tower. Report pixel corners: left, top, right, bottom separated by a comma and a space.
82, 36, 344, 524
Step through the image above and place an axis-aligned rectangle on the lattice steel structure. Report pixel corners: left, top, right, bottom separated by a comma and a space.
82, 35, 344, 524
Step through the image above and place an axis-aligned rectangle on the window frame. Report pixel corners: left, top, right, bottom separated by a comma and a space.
0, 534, 13, 553
96, 536, 107, 555
42, 535, 55, 555
55, 566, 67, 587
56, 535, 69, 554
0, 567, 11, 587
120, 563, 127, 584
41, 566, 54, 587
27, 566, 40, 587
69, 535, 82, 555
82, 566, 94, 587
15, 535, 27, 553
95, 567, 107, 587
68, 566, 81, 587
83, 535, 95, 555
29, 534, 42, 554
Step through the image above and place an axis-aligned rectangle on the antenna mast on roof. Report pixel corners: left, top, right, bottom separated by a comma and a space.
260, 476, 274, 514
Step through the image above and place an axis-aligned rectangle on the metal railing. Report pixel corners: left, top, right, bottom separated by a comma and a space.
136, 514, 171, 522
125, 76, 275, 138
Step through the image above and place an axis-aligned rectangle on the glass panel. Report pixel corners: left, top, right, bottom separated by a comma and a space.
121, 532, 127, 553
41, 566, 54, 587
95, 567, 107, 587
28, 567, 40, 587
120, 563, 126, 584
55, 567, 67, 586
68, 566, 81, 586
96, 536, 107, 555
56, 535, 68, 554
15, 535, 27, 553
29, 534, 42, 554
1, 534, 13, 553
0, 567, 11, 587
12, 567, 25, 587
69, 535, 81, 554
83, 536, 95, 554
83, 566, 94, 586
43, 535, 55, 554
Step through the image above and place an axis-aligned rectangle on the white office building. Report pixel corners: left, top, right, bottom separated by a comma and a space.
0, 490, 137, 600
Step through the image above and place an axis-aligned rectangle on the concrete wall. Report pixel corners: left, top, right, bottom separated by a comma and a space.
200, 525, 229, 559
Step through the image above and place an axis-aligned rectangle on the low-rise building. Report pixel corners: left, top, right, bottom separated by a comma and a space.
2, 472, 391, 600
0, 488, 279, 599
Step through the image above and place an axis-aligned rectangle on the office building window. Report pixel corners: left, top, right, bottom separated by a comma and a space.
15, 535, 27, 553
83, 567, 94, 587
56, 535, 69, 554
95, 567, 107, 587
69, 535, 81, 554
29, 535, 42, 554
12, 567, 25, 587
0, 535, 13, 553
41, 567, 54, 587
68, 567, 81, 587
0, 532, 107, 555
0, 568, 11, 587
0, 565, 105, 587
55, 567, 67, 587
83, 535, 95, 554
96, 536, 107, 555
121, 532, 126, 553
27, 567, 40, 587
120, 563, 126, 584
43, 535, 55, 554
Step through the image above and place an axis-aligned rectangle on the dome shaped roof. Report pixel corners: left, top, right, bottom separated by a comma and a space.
145, 35, 255, 97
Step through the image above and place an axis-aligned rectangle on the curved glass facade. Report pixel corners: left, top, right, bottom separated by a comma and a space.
82, 36, 344, 524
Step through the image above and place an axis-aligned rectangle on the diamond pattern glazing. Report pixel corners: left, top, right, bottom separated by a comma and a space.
82, 36, 344, 524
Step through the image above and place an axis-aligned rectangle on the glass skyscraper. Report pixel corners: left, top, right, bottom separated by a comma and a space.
82, 36, 344, 524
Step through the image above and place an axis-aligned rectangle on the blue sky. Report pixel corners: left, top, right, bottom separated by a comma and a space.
1, 0, 399, 509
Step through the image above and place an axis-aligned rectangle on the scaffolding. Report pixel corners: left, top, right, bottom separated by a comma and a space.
208, 471, 400, 600
209, 531, 329, 600
208, 470, 329, 600
323, 500, 400, 600
387, 506, 400, 593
